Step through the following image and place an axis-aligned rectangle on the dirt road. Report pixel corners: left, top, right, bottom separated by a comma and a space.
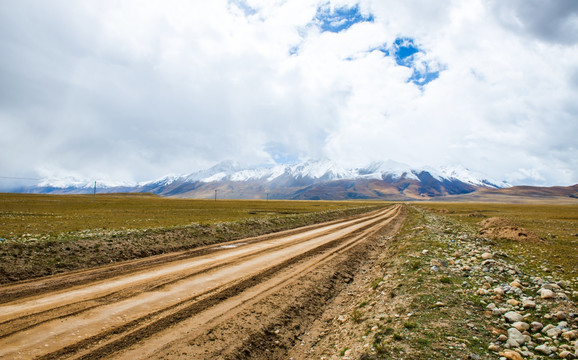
0, 205, 404, 359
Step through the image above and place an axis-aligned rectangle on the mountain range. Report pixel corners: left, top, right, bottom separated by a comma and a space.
24, 160, 514, 200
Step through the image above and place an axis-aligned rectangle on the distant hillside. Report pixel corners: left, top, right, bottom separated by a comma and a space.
436, 184, 578, 203
480, 184, 578, 198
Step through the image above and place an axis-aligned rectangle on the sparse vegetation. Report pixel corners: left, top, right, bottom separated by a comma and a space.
416, 202, 578, 280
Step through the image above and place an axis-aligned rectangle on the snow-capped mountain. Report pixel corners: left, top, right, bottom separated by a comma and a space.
131, 159, 508, 200
23, 159, 510, 200
141, 160, 506, 188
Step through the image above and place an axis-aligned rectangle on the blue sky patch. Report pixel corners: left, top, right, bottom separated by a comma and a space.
228, 0, 257, 16
410, 67, 440, 86
374, 37, 442, 87
315, 4, 374, 33
393, 38, 419, 66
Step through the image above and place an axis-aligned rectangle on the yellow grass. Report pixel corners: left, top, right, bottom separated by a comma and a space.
0, 193, 384, 239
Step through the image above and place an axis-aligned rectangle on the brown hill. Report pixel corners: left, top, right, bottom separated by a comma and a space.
438, 184, 578, 203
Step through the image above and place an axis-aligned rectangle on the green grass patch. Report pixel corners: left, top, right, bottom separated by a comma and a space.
370, 277, 383, 290
439, 276, 452, 284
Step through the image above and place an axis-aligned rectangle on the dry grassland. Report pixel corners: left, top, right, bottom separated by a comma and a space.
0, 193, 381, 239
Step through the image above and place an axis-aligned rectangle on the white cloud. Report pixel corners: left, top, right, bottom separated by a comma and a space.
0, 0, 576, 188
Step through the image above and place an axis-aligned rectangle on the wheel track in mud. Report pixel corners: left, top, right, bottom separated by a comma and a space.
0, 205, 403, 360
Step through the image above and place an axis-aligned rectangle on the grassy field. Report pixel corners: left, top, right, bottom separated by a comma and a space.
415, 202, 578, 281
0, 193, 382, 239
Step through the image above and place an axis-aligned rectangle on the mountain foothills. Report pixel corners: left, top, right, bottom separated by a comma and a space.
20, 160, 527, 200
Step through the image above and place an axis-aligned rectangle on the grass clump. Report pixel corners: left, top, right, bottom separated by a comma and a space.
439, 276, 452, 284
351, 309, 364, 323
370, 277, 383, 290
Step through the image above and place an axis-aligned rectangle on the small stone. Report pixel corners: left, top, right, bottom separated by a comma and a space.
557, 311, 568, 320
510, 280, 523, 288
559, 350, 573, 359
493, 309, 503, 316
435, 302, 446, 307
504, 311, 524, 323
522, 300, 536, 309
535, 344, 553, 355
507, 328, 526, 347
498, 334, 508, 342
507, 299, 520, 306
540, 288, 555, 299
562, 330, 577, 341
547, 327, 563, 339
494, 287, 505, 296
489, 343, 502, 352
558, 321, 569, 329
530, 322, 544, 333
512, 322, 530, 332
482, 252, 494, 260
501, 350, 524, 360
487, 303, 497, 310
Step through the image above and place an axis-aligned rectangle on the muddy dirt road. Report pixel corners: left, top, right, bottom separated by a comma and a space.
0, 205, 404, 359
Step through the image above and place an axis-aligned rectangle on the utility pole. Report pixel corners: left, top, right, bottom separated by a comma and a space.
266, 193, 269, 201
214, 189, 217, 202
93, 181, 96, 201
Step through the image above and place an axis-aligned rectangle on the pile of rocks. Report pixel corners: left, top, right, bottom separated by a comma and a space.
421, 216, 577, 359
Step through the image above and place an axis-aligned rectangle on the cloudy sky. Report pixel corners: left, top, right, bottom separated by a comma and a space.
1, 0, 577, 188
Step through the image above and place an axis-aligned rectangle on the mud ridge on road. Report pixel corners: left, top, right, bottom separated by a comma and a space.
0, 205, 404, 360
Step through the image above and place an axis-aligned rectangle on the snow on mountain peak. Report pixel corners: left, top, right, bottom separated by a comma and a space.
156, 159, 507, 188
40, 159, 508, 192
285, 159, 353, 180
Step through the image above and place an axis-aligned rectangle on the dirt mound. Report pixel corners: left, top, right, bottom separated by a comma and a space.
479, 217, 513, 228
478, 217, 542, 242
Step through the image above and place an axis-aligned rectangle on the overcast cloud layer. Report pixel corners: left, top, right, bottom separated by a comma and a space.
1, 0, 577, 188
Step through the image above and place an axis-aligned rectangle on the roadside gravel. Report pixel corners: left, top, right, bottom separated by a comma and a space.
294, 205, 577, 360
